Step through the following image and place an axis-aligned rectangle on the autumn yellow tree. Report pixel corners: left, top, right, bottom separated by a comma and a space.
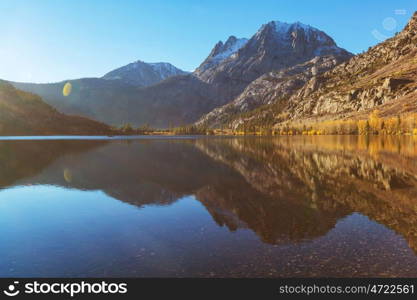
368, 110, 381, 134
358, 120, 370, 135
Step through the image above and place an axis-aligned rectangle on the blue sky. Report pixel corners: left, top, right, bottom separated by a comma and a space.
0, 0, 415, 83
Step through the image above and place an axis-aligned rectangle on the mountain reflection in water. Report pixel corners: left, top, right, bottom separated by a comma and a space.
0, 136, 416, 277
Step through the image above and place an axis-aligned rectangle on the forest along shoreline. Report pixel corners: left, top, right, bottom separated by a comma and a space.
111, 109, 417, 136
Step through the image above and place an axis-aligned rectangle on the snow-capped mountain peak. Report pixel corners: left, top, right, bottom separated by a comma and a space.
103, 60, 188, 87
194, 19, 352, 101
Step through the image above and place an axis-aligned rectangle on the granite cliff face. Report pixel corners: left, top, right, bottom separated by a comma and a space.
196, 54, 351, 128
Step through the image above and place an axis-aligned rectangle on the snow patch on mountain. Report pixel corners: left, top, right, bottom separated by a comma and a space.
211, 37, 248, 63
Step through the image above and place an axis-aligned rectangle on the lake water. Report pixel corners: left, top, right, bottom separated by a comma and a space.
0, 135, 417, 277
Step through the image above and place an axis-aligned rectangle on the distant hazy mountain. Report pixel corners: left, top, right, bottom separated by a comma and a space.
102, 60, 188, 87
10, 20, 352, 128
0, 81, 110, 135
12, 75, 224, 128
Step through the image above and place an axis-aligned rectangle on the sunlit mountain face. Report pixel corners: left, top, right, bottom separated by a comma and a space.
0, 136, 416, 277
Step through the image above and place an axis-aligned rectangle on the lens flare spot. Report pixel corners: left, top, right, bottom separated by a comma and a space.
63, 82, 72, 96
63, 168, 73, 183
382, 17, 397, 31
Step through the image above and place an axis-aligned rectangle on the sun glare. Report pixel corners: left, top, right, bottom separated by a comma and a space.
63, 82, 72, 96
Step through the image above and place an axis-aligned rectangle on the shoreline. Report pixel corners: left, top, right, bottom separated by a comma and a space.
0, 134, 416, 140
